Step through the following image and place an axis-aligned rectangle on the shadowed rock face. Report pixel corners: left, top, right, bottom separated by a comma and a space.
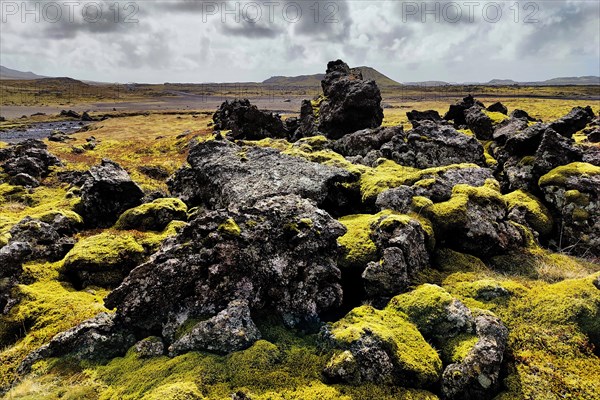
76, 159, 144, 228
168, 138, 357, 214
381, 120, 486, 169
213, 99, 288, 140
316, 60, 384, 139
104, 194, 346, 333
0, 139, 62, 188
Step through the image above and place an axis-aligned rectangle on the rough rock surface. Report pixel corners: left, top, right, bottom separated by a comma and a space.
332, 126, 401, 157
406, 109, 443, 128
487, 102, 508, 115
317, 60, 384, 139
465, 106, 494, 140
442, 315, 509, 400
104, 195, 345, 337
168, 139, 356, 212
492, 118, 529, 145
76, 159, 144, 228
18, 313, 136, 374
443, 95, 484, 127
540, 163, 600, 258
213, 99, 287, 140
363, 217, 430, 300
0, 139, 62, 181
380, 121, 486, 168
169, 300, 261, 355
547, 106, 594, 137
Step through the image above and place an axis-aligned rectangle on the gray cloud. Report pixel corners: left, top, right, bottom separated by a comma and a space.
0, 0, 598, 83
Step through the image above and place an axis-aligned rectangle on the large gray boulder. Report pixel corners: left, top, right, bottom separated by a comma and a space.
105, 195, 346, 334
317, 60, 384, 139
381, 121, 486, 169
213, 99, 288, 140
168, 139, 357, 212
76, 159, 144, 228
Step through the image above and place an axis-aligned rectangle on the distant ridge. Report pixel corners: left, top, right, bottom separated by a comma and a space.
0, 65, 47, 80
263, 66, 402, 87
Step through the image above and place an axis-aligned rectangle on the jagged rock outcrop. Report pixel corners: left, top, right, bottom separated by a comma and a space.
380, 121, 486, 169
105, 195, 345, 336
332, 126, 401, 157
363, 216, 430, 300
213, 99, 288, 140
76, 159, 144, 228
444, 95, 484, 127
547, 106, 594, 137
539, 163, 600, 259
168, 300, 261, 355
465, 106, 494, 140
406, 109, 443, 128
442, 315, 509, 400
422, 182, 524, 257
316, 60, 384, 139
487, 102, 508, 115
168, 139, 356, 213
0, 139, 62, 185
375, 166, 494, 212
18, 313, 136, 374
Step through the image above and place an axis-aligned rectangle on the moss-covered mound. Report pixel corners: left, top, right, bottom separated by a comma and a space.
114, 198, 188, 231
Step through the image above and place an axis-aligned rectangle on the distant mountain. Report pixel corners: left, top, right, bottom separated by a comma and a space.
402, 81, 450, 87
487, 79, 519, 85
537, 76, 600, 85
263, 66, 402, 87
0, 65, 48, 80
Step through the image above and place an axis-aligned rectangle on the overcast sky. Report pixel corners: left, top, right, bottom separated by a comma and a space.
1, 0, 599, 83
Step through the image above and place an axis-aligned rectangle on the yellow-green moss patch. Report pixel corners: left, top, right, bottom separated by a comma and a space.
539, 162, 600, 186
503, 190, 553, 236
115, 198, 188, 231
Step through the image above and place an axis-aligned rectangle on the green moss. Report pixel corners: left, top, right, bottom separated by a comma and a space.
386, 284, 456, 338
114, 198, 188, 231
424, 179, 504, 230
433, 248, 487, 273
483, 110, 509, 125
32, 209, 84, 227
482, 141, 498, 167
294, 135, 329, 150
565, 189, 590, 206
440, 334, 478, 364
509, 274, 600, 345
504, 190, 553, 236
457, 128, 474, 137
359, 160, 420, 202
329, 305, 442, 387
337, 211, 427, 267
538, 162, 600, 187
141, 382, 204, 400
218, 218, 241, 236
572, 208, 589, 221
61, 231, 146, 273
0, 281, 108, 388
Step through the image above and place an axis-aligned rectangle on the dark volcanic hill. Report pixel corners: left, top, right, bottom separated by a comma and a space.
263, 66, 402, 87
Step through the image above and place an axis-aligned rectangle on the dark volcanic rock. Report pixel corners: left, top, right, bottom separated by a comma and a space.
317, 60, 384, 139
492, 118, 529, 145
168, 139, 357, 213
169, 300, 261, 355
547, 106, 594, 137
406, 110, 443, 128
1, 139, 62, 180
487, 102, 508, 115
510, 109, 538, 122
213, 99, 287, 140
465, 106, 494, 140
443, 95, 484, 126
18, 313, 136, 373
381, 121, 486, 169
332, 126, 402, 157
532, 129, 582, 177
442, 315, 509, 400
362, 217, 430, 300
540, 163, 600, 259
76, 159, 144, 228
105, 195, 346, 335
